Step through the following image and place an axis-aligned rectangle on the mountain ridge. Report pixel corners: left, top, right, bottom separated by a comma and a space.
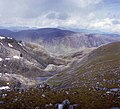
0, 28, 119, 54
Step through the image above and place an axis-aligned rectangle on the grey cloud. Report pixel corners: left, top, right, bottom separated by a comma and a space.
0, 0, 93, 19
46, 13, 57, 19
0, 0, 120, 34
0, 0, 100, 19
58, 13, 69, 20
112, 20, 120, 25
46, 12, 69, 20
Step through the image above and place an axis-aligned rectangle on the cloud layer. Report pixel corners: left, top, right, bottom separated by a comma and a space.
0, 0, 120, 33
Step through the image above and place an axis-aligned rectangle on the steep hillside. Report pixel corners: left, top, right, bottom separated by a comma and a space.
0, 36, 70, 87
47, 42, 120, 90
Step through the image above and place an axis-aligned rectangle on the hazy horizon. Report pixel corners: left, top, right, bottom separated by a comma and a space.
0, 0, 120, 33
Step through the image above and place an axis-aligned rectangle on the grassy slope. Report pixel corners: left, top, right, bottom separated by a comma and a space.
47, 42, 120, 89
0, 87, 120, 109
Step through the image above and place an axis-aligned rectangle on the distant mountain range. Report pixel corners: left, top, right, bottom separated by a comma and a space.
0, 26, 33, 31
0, 28, 120, 54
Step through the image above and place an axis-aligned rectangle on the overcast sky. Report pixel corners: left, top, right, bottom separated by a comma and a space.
0, 0, 120, 33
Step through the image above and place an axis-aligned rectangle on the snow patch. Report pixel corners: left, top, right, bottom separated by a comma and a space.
0, 36, 5, 40
18, 42, 23, 46
7, 37, 12, 39
8, 43, 13, 47
5, 58, 11, 60
0, 73, 2, 77
7, 83, 9, 85
13, 55, 20, 59
0, 58, 3, 61
0, 86, 10, 90
0, 42, 3, 45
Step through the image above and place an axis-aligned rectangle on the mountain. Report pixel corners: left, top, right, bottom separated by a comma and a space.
0, 35, 119, 89
0, 26, 33, 31
0, 36, 70, 87
47, 42, 120, 90
0, 35, 120, 109
0, 28, 120, 54
0, 28, 74, 40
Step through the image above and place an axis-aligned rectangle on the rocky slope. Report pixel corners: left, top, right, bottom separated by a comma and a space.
0, 36, 70, 87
